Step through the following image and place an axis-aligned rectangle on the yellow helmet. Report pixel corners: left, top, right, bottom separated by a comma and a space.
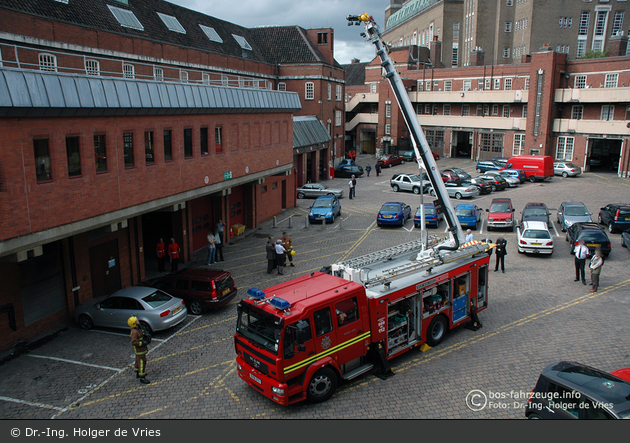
128, 316, 138, 328
290, 250, 296, 256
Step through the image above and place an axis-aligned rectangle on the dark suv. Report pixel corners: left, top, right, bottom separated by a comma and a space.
525, 361, 630, 419
598, 203, 630, 233
566, 222, 612, 257
145, 268, 238, 315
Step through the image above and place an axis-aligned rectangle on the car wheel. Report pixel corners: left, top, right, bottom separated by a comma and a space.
562, 172, 568, 178
392, 185, 399, 192
139, 321, 153, 336
413, 187, 421, 195
307, 367, 338, 403
608, 223, 615, 233
327, 193, 335, 196
528, 413, 542, 420
401, 160, 405, 164
455, 192, 462, 200
388, 163, 393, 168
529, 176, 536, 183
491, 185, 496, 192
189, 300, 204, 316
426, 315, 447, 347
297, 192, 305, 199
78, 314, 94, 330
477, 168, 482, 173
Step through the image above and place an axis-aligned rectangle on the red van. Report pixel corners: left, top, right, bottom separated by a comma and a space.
503, 155, 553, 183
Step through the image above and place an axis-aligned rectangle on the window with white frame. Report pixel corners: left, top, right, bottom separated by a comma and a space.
39, 53, 57, 72
385, 102, 392, 118
232, 34, 252, 50
503, 47, 510, 58
577, 40, 587, 58
278, 82, 286, 91
506, 0, 513, 5
575, 75, 587, 88
513, 134, 525, 156
154, 67, 164, 81
483, 104, 489, 116
123, 64, 135, 79
444, 80, 452, 91
462, 104, 470, 116
605, 73, 618, 88
202, 73, 210, 85
335, 110, 342, 126
485, 79, 491, 90
452, 45, 458, 66
385, 124, 391, 135
157, 12, 186, 34
522, 104, 528, 118
592, 10, 608, 51
336, 85, 342, 101
108, 5, 144, 31
601, 105, 614, 120
443, 104, 451, 115
305, 82, 314, 100
492, 105, 499, 115
579, 11, 590, 35
426, 80, 432, 91
503, 105, 510, 117
612, 11, 625, 35
494, 78, 501, 90
524, 78, 530, 90
504, 22, 512, 33
416, 104, 423, 114
180, 71, 188, 83
327, 83, 331, 101
425, 104, 431, 114
370, 83, 377, 94
504, 78, 512, 90
571, 105, 583, 119
556, 136, 574, 161
463, 79, 471, 91
434, 80, 439, 91
85, 59, 100, 76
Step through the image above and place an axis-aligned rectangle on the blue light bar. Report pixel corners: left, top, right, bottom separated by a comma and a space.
269, 297, 290, 310
247, 288, 266, 299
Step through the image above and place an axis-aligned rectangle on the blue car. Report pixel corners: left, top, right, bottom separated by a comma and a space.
377, 202, 412, 227
414, 203, 443, 228
476, 160, 503, 173
455, 204, 482, 230
308, 195, 341, 223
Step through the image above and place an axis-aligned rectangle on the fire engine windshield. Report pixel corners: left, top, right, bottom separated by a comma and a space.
236, 303, 282, 355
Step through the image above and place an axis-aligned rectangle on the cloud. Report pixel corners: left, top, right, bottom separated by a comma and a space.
169, 0, 388, 64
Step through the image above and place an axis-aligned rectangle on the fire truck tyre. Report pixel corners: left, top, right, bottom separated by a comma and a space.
426, 315, 447, 347
79, 314, 94, 330
307, 368, 337, 403
189, 300, 204, 316
297, 192, 305, 199
392, 185, 399, 192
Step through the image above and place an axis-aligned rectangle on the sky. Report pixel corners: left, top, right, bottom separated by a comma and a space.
168, 0, 390, 65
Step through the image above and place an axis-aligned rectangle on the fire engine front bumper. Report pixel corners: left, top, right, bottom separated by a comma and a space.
236, 356, 290, 406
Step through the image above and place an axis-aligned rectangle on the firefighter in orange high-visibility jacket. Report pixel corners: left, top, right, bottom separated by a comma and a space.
128, 316, 150, 384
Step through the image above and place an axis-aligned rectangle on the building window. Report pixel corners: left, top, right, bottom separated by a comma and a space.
199, 25, 223, 43
556, 136, 574, 161
571, 105, 583, 120
305, 82, 314, 100
416, 104, 423, 114
123, 133, 134, 168
612, 11, 625, 35
503, 105, 510, 117
592, 10, 609, 51
197, 127, 207, 155
215, 126, 223, 153
605, 73, 618, 88
180, 71, 188, 83
444, 80, 452, 91
84, 59, 100, 76
513, 134, 525, 156
601, 105, 615, 120
506, 0, 513, 5
221, 75, 229, 86
94, 135, 107, 173
108, 5, 144, 31
462, 104, 470, 116
385, 124, 391, 135
327, 83, 332, 101
425, 104, 431, 114
370, 83, 377, 94
626, 106, 630, 120
574, 75, 587, 89
157, 12, 186, 34
463, 79, 471, 91
154, 67, 164, 81
483, 104, 489, 116
443, 104, 451, 115
492, 105, 499, 115
494, 78, 501, 90
163, 130, 172, 161
525, 78, 530, 90
485, 79, 491, 90
278, 82, 286, 91
184, 128, 193, 157
504, 22, 512, 33
522, 104, 528, 118
452, 45, 458, 66
145, 131, 154, 164
576, 40, 587, 58
335, 111, 342, 127
336, 85, 342, 101
122, 64, 135, 79
503, 47, 510, 58
504, 78, 512, 90
579, 11, 590, 36
232, 34, 253, 50
385, 102, 392, 118
317, 32, 328, 44
34, 139, 52, 182
327, 120, 331, 136
202, 73, 210, 85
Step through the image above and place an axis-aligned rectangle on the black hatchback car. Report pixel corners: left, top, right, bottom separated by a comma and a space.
525, 361, 630, 419
598, 203, 630, 233
566, 222, 612, 257
335, 164, 364, 178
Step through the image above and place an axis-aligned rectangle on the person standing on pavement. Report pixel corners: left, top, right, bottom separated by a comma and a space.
168, 238, 181, 271
216, 219, 226, 244
465, 229, 474, 242
348, 176, 355, 200
156, 238, 166, 272
266, 236, 276, 274
281, 232, 294, 267
365, 164, 372, 177
206, 230, 216, 265
589, 248, 604, 292
128, 316, 150, 384
574, 239, 589, 285
214, 230, 224, 261
375, 162, 381, 177
275, 239, 286, 275
352, 175, 357, 197
494, 237, 507, 273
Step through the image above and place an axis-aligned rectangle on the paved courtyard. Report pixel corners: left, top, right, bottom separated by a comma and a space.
1, 156, 629, 419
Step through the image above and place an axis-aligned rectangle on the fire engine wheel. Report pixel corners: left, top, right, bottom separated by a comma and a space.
307, 367, 337, 403
189, 300, 204, 316
426, 315, 447, 347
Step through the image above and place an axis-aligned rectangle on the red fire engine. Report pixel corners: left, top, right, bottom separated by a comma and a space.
234, 14, 494, 405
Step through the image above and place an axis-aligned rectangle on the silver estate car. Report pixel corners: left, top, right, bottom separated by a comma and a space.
297, 183, 344, 199
554, 162, 582, 178
74, 286, 188, 334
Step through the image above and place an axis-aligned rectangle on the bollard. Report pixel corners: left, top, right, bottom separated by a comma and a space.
339, 217, 343, 230
273, 216, 277, 228
289, 215, 293, 228
321, 216, 326, 230
305, 215, 309, 229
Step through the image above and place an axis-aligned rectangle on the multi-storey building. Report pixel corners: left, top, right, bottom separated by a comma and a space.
0, 0, 343, 351
383, 0, 630, 67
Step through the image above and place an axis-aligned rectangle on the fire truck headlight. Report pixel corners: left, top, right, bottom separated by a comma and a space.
272, 387, 285, 396
237, 363, 242, 371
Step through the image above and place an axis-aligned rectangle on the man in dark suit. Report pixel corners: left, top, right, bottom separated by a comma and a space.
494, 237, 507, 273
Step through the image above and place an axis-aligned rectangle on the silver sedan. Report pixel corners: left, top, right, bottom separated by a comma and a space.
554, 162, 582, 177
485, 171, 520, 188
428, 181, 480, 199
74, 286, 188, 334
297, 183, 344, 199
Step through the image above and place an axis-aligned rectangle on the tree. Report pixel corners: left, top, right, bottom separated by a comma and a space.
579, 49, 609, 59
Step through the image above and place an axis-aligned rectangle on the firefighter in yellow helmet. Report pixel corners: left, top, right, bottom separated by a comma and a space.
128, 316, 150, 384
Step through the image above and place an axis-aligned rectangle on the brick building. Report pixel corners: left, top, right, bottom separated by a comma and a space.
0, 0, 343, 351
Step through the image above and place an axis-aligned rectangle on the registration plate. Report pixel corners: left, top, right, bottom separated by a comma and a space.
249, 373, 262, 384
383, 215, 392, 218
626, 218, 630, 221
173, 306, 182, 314
586, 243, 598, 247
531, 242, 541, 246
222, 288, 230, 295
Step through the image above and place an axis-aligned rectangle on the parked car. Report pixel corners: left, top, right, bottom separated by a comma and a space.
504, 155, 554, 182
622, 228, 630, 249
455, 204, 482, 230
297, 183, 344, 199
146, 268, 238, 315
566, 222, 612, 257
554, 161, 582, 178
525, 361, 630, 419
501, 168, 527, 183
335, 164, 364, 178
486, 198, 515, 231
403, 150, 439, 161
414, 203, 443, 228
378, 155, 405, 168
308, 195, 341, 223
492, 157, 509, 168
428, 181, 479, 199
377, 202, 412, 227
477, 174, 508, 191
598, 203, 630, 233
461, 178, 492, 195
441, 171, 461, 182
485, 171, 520, 187
557, 202, 592, 232
475, 160, 502, 173
520, 202, 551, 227
390, 173, 430, 194
338, 158, 356, 166
74, 286, 187, 334
517, 221, 554, 255
443, 167, 471, 180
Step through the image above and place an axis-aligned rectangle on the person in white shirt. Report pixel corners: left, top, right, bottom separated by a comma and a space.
275, 239, 286, 275
348, 175, 355, 199
574, 240, 589, 285
589, 248, 604, 292
465, 229, 474, 242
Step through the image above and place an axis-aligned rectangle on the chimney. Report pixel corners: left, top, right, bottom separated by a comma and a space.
469, 47, 485, 67
539, 43, 553, 52
608, 33, 628, 56
430, 36, 443, 68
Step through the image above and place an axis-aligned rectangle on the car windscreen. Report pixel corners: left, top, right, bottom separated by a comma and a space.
417, 207, 436, 215
236, 304, 281, 355
381, 204, 400, 212
312, 200, 332, 208
579, 231, 609, 243
619, 209, 630, 216
490, 204, 511, 213
523, 229, 551, 239
408, 175, 422, 182
142, 290, 172, 308
456, 209, 474, 217
524, 208, 547, 216
558, 366, 630, 406
565, 206, 589, 216
565, 163, 579, 169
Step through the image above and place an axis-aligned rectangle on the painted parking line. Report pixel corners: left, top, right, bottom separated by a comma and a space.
0, 395, 64, 412
550, 220, 560, 237
29, 354, 123, 372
